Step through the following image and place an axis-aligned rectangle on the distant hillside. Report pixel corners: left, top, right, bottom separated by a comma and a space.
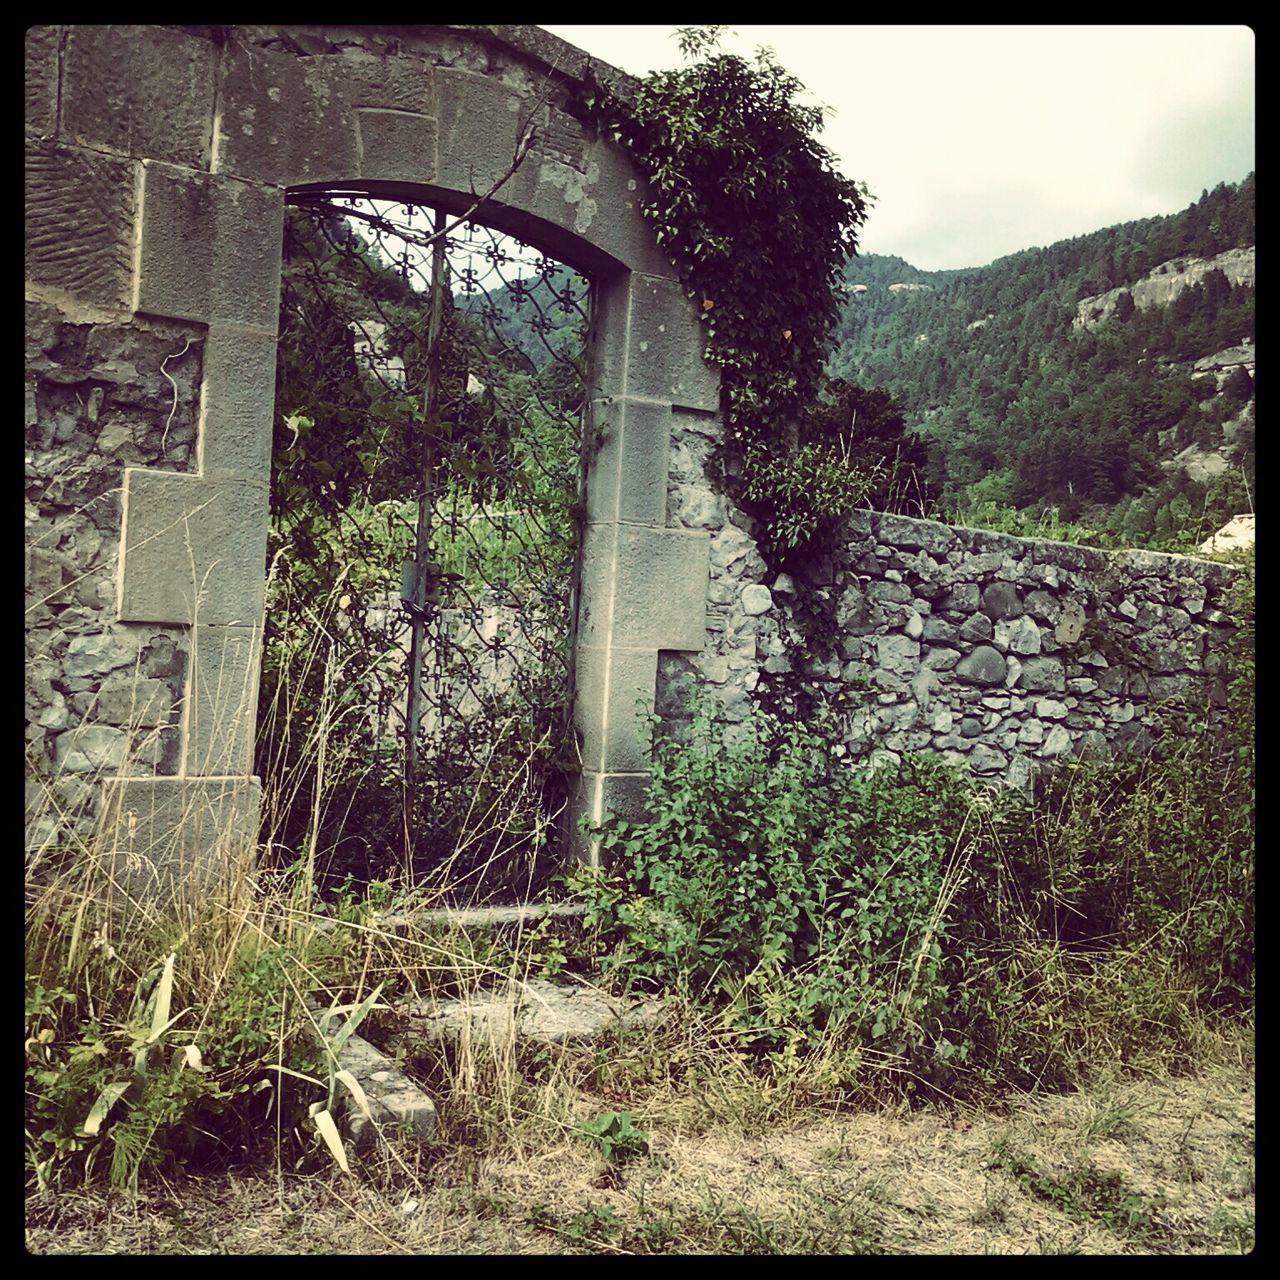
827, 175, 1255, 549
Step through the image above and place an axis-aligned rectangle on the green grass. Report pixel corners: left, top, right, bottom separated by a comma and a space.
990, 1145, 1173, 1248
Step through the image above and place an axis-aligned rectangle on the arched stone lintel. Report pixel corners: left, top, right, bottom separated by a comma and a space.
288, 178, 646, 284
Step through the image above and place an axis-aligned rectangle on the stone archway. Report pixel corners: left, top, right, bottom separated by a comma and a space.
29, 25, 722, 886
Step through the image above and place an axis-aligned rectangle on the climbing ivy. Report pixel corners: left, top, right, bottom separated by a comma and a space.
578, 26, 873, 561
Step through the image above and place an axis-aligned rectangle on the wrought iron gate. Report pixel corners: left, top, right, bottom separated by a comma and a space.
261, 193, 590, 897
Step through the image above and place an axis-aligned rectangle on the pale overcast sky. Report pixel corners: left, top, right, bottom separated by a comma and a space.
543, 25, 1255, 272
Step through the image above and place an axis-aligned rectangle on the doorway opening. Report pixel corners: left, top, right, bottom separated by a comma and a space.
257, 191, 591, 902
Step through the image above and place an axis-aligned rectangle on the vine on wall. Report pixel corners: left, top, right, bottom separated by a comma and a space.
579, 27, 874, 564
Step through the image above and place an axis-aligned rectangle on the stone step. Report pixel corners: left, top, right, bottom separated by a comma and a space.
311, 900, 587, 938
315, 902, 659, 1155
334, 1029, 438, 1151
395, 976, 665, 1049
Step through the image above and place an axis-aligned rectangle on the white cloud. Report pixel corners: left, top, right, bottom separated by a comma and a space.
543, 25, 1254, 270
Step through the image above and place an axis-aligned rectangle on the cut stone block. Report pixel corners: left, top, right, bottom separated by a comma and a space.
197, 324, 278, 483
533, 106, 591, 171
217, 43, 359, 186
594, 273, 721, 412
588, 770, 651, 829
625, 274, 722, 412
521, 127, 672, 278
586, 398, 672, 526
434, 67, 545, 207
136, 163, 283, 329
575, 644, 658, 774
569, 770, 651, 862
345, 50, 436, 116
26, 142, 136, 309
578, 525, 709, 653
63, 25, 215, 168
118, 470, 268, 626
331, 1031, 437, 1150
398, 977, 664, 1049
571, 134, 673, 277
356, 108, 437, 185
527, 152, 598, 241
25, 26, 60, 138
95, 775, 260, 902
187, 626, 260, 776
589, 274, 632, 401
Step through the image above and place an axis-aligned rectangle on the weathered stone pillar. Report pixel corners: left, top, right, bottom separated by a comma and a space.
573, 271, 720, 853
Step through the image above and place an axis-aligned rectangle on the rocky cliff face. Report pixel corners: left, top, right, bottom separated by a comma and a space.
1193, 340, 1255, 384
1199, 514, 1254, 556
1073, 246, 1255, 332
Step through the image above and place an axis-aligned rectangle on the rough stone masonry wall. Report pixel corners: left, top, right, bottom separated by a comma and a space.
27, 23, 1240, 874
659, 416, 1241, 789
25, 301, 204, 846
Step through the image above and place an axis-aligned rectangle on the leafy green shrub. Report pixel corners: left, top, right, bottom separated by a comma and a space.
576, 702, 1006, 1064
576, 1110, 650, 1164
573, 642, 1253, 1093
580, 28, 873, 557
942, 498, 1120, 548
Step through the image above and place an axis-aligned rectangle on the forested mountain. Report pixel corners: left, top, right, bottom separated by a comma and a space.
827, 175, 1255, 548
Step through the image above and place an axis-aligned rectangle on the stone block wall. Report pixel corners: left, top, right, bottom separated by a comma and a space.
25, 24, 720, 872
26, 23, 1243, 880
659, 416, 1242, 789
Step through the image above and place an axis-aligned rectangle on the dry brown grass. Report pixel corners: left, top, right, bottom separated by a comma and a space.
26, 1039, 1253, 1256
25, 615, 1254, 1254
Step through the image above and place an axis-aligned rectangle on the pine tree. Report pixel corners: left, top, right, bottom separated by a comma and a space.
1222, 364, 1254, 407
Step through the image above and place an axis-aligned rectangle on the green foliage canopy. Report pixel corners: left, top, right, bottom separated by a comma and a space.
580, 28, 874, 557
827, 173, 1255, 548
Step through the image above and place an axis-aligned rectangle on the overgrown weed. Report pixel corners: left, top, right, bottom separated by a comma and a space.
26, 568, 1252, 1245
572, 634, 1253, 1103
